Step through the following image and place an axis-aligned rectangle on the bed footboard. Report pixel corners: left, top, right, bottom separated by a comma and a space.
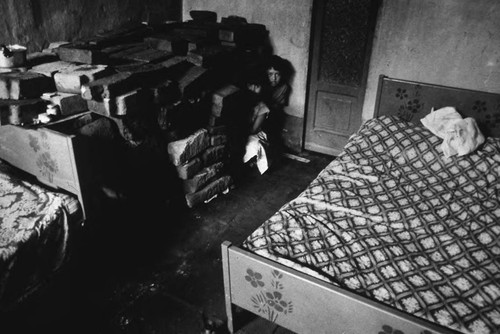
222, 241, 454, 334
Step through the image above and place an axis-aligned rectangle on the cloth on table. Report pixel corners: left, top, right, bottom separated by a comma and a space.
420, 106, 485, 158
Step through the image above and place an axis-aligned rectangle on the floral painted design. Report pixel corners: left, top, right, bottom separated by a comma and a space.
478, 101, 500, 129
246, 269, 293, 323
394, 86, 424, 121
40, 131, 50, 150
484, 108, 500, 128
245, 268, 264, 288
36, 152, 59, 183
242, 117, 500, 333
28, 134, 40, 152
395, 88, 408, 101
472, 100, 487, 114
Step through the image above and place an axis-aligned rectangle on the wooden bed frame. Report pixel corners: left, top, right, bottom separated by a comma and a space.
222, 242, 454, 334
221, 76, 500, 334
374, 75, 500, 138
0, 111, 105, 220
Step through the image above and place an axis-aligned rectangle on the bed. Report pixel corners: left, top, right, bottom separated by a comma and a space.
0, 112, 109, 311
0, 160, 83, 311
222, 76, 500, 334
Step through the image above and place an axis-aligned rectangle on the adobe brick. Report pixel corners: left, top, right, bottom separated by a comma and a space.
29, 61, 75, 77
145, 34, 188, 55
114, 62, 171, 88
86, 99, 115, 117
150, 80, 181, 105
54, 64, 110, 94
41, 92, 87, 116
81, 72, 138, 101
201, 144, 227, 166
114, 89, 150, 116
182, 161, 224, 194
210, 134, 228, 146
176, 157, 202, 180
120, 48, 173, 64
26, 52, 59, 67
86, 89, 152, 117
56, 43, 105, 64
167, 128, 209, 166
187, 45, 233, 68
211, 84, 239, 117
185, 175, 233, 208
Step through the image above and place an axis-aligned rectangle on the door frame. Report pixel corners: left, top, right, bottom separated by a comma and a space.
303, 0, 381, 155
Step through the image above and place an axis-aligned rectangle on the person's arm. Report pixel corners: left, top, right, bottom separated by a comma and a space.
249, 102, 270, 134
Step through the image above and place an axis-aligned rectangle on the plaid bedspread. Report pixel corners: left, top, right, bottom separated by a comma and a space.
0, 161, 81, 310
243, 116, 500, 333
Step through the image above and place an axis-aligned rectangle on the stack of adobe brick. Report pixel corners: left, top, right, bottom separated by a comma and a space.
167, 126, 232, 208
0, 12, 269, 207
0, 50, 91, 124
151, 14, 268, 207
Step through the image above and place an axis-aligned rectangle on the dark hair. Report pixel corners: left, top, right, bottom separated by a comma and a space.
265, 55, 286, 74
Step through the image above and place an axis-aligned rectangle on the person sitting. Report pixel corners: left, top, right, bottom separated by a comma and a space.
242, 73, 272, 174
261, 55, 291, 158
242, 56, 291, 174
263, 55, 291, 114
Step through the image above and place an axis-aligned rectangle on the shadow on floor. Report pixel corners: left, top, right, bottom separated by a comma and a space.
2, 151, 332, 334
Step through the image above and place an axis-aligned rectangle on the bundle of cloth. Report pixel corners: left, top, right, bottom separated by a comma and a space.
421, 106, 485, 158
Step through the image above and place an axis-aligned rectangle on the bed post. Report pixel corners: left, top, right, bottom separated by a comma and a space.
221, 241, 235, 334
373, 74, 386, 118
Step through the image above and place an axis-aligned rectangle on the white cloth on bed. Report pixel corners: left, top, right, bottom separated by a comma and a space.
421, 106, 485, 158
243, 116, 500, 334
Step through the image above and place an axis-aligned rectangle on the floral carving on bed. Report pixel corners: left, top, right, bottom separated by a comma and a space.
245, 268, 293, 323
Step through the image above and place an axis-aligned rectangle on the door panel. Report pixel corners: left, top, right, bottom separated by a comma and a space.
315, 91, 354, 134
305, 0, 379, 155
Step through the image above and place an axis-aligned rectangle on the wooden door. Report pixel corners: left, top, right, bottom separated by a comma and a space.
305, 0, 379, 155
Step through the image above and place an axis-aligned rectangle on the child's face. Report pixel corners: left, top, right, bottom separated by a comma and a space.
267, 67, 281, 87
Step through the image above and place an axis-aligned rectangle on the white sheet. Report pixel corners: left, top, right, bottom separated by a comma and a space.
421, 106, 485, 158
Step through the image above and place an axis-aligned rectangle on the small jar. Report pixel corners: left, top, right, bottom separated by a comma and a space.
0, 44, 26, 68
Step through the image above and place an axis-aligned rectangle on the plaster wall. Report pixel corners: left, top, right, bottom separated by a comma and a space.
362, 0, 500, 122
183, 0, 314, 151
0, 0, 181, 53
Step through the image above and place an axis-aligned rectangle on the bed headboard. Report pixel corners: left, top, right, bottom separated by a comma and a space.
374, 75, 500, 138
